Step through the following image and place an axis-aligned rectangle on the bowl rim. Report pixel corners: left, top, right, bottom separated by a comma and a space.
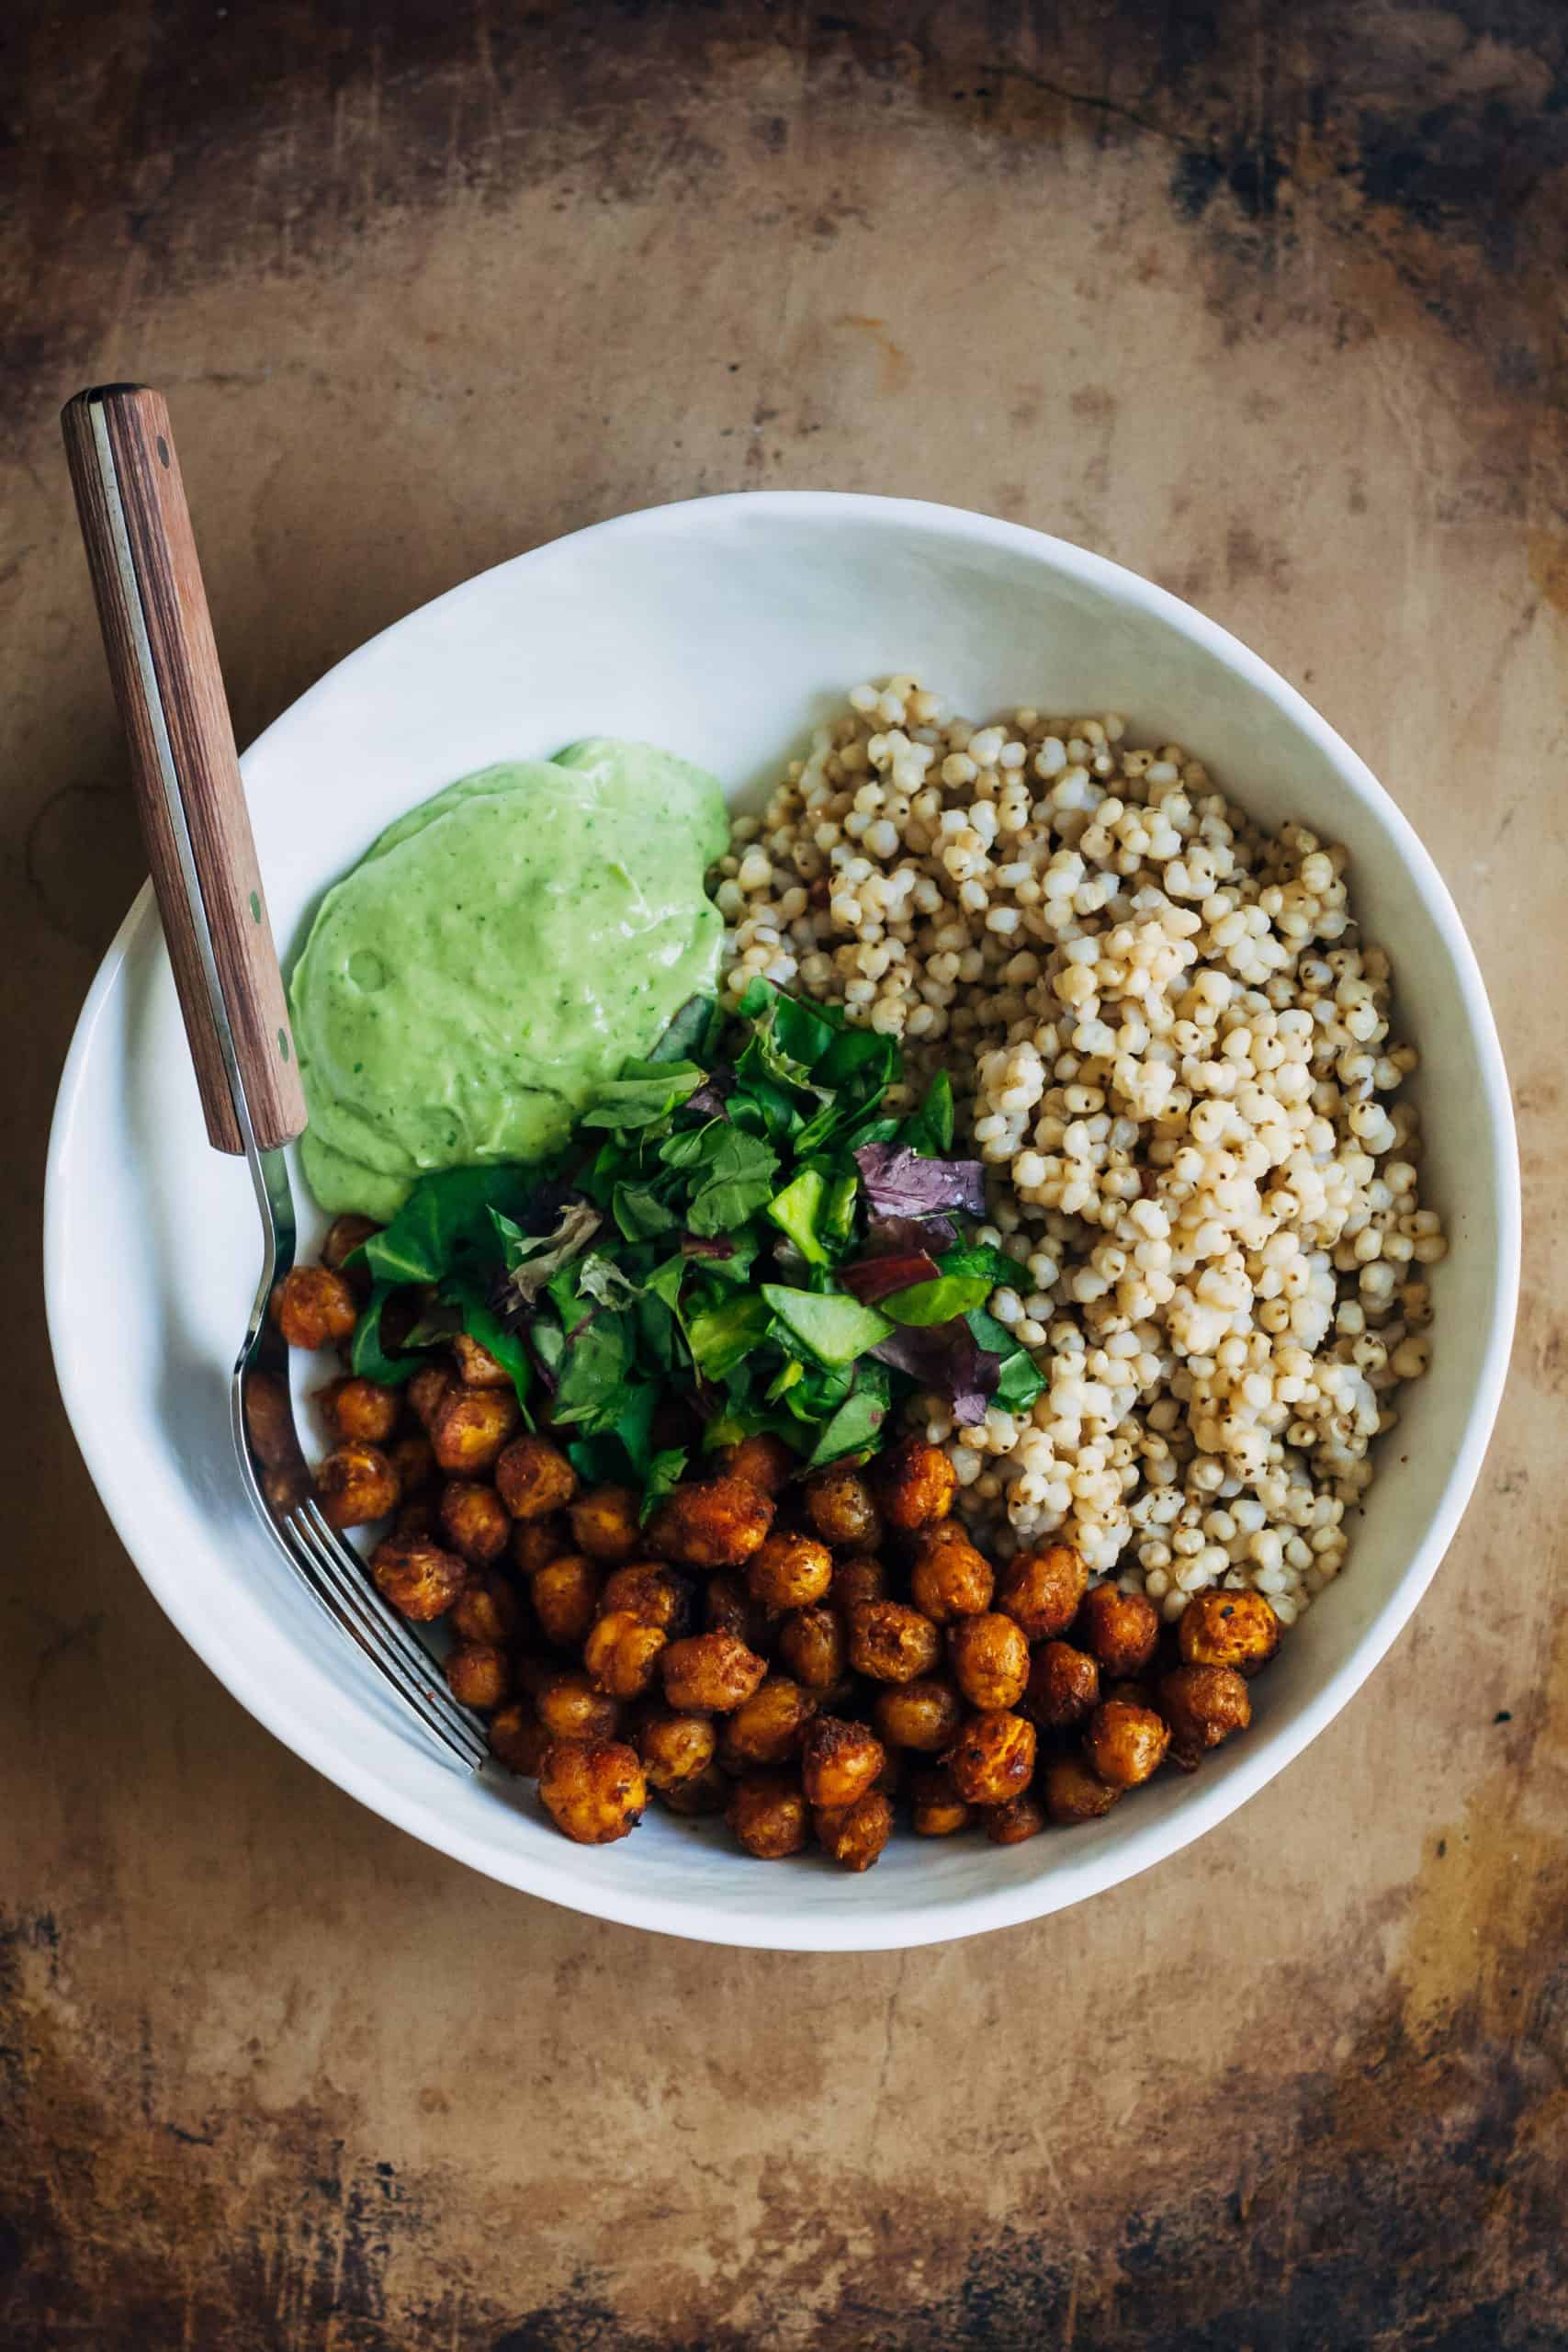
44, 488, 1521, 1950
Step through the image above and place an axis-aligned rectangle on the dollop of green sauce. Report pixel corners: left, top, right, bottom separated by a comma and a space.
288, 739, 728, 1220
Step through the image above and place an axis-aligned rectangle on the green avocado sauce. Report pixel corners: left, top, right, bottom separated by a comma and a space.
288, 738, 728, 1220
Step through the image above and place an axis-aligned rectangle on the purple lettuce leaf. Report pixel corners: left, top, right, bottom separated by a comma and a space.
863, 1209, 961, 1255
870, 1319, 1000, 1425
853, 1142, 986, 1220
840, 1249, 943, 1304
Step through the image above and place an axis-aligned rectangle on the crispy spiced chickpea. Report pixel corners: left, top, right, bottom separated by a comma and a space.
1079, 1584, 1160, 1678
438, 1479, 511, 1566
997, 1541, 1089, 1640
660, 1631, 768, 1714
321, 1212, 379, 1287
815, 1790, 893, 1872
317, 1442, 400, 1530
538, 1739, 645, 1846
451, 1330, 513, 1388
910, 1766, 973, 1837
1084, 1700, 1170, 1789
530, 1554, 603, 1651
910, 1533, 994, 1623
1178, 1589, 1281, 1678
986, 1791, 1047, 1846
803, 1464, 881, 1551
271, 1265, 359, 1351
369, 1532, 466, 1622
830, 1555, 886, 1611
569, 1485, 643, 1565
583, 1610, 667, 1701
636, 1709, 716, 1793
948, 1614, 1030, 1712
601, 1564, 691, 1635
848, 1600, 942, 1685
648, 1475, 774, 1569
800, 1713, 885, 1809
451, 1570, 524, 1648
494, 1430, 576, 1520
719, 1676, 818, 1771
874, 1436, 957, 1532
407, 1365, 455, 1430
873, 1677, 964, 1755
728, 1773, 808, 1859
433, 1386, 520, 1477
388, 1431, 436, 1502
1042, 1753, 1122, 1824
1160, 1663, 1251, 1765
873, 1746, 903, 1798
777, 1604, 848, 1690
1023, 1641, 1100, 1731
445, 1642, 512, 1711
715, 1432, 795, 1496
513, 1514, 569, 1577
747, 1532, 832, 1611
319, 1376, 400, 1445
243, 1370, 298, 1470
488, 1700, 550, 1777
943, 1711, 1036, 1806
659, 1761, 729, 1816
535, 1668, 622, 1744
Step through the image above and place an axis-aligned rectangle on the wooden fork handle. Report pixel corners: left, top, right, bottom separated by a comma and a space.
61, 385, 307, 1155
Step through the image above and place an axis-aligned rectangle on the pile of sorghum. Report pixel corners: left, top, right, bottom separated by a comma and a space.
713, 679, 1445, 1628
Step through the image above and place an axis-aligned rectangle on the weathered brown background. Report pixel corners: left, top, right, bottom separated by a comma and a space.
5, 2, 1566, 2344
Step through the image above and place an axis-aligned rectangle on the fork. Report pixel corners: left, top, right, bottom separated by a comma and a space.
61, 384, 488, 1774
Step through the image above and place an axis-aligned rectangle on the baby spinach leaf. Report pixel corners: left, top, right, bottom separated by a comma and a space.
349, 1282, 422, 1385
991, 1345, 1046, 1414
649, 993, 722, 1065
612, 1182, 680, 1241
761, 1284, 893, 1368
687, 1292, 772, 1381
362, 1165, 541, 1285
878, 1272, 995, 1327
766, 1167, 829, 1264
550, 1313, 634, 1428
939, 1241, 1019, 1287
578, 1061, 706, 1131
639, 1447, 689, 1521
899, 1070, 955, 1158
687, 1127, 779, 1236
805, 1364, 891, 1468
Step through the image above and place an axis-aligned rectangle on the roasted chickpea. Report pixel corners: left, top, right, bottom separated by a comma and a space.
451, 1569, 524, 1648
943, 1711, 1036, 1806
830, 1555, 886, 1611
494, 1431, 577, 1519
437, 1479, 511, 1566
531, 1554, 603, 1651
317, 1442, 399, 1529
569, 1485, 643, 1564
986, 1791, 1048, 1845
1084, 1700, 1170, 1789
451, 1329, 514, 1388
848, 1600, 942, 1684
270, 1265, 358, 1351
535, 1668, 622, 1745
715, 1432, 796, 1496
815, 1790, 893, 1871
445, 1642, 512, 1711
243, 1370, 299, 1471
777, 1604, 849, 1690
583, 1609, 667, 1700
947, 1613, 1030, 1712
1079, 1584, 1160, 1678
873, 1677, 964, 1754
636, 1709, 717, 1792
1023, 1641, 1100, 1731
874, 1436, 957, 1532
910, 1766, 973, 1837
488, 1699, 550, 1777
600, 1564, 691, 1635
803, 1464, 882, 1550
659, 1760, 730, 1817
1178, 1589, 1281, 1678
728, 1773, 808, 1860
719, 1676, 818, 1770
319, 1376, 400, 1444
1042, 1752, 1122, 1824
910, 1534, 994, 1623
1160, 1663, 1252, 1766
407, 1365, 455, 1430
747, 1532, 832, 1611
660, 1632, 768, 1714
873, 1746, 904, 1798
388, 1431, 436, 1502
538, 1738, 646, 1845
648, 1475, 774, 1569
321, 1213, 379, 1287
432, 1386, 521, 1477
513, 1515, 569, 1577
369, 1532, 466, 1622
800, 1713, 886, 1809
996, 1542, 1089, 1640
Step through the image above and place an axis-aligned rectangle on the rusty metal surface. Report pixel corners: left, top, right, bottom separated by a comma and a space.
4, 3, 1566, 2344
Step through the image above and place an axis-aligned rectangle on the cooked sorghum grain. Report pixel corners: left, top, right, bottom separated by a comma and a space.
715, 679, 1445, 1626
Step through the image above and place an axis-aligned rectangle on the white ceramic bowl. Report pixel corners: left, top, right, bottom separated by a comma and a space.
46, 492, 1519, 1951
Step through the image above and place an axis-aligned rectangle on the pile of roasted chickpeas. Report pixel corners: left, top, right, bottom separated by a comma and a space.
269, 1221, 1281, 1867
